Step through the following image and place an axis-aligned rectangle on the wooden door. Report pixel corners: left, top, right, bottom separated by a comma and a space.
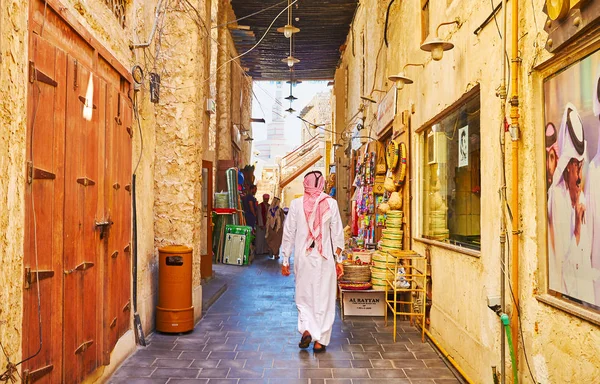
23, 2, 132, 382
201, 161, 213, 279
22, 33, 67, 384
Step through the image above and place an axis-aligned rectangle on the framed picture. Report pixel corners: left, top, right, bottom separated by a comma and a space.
458, 125, 468, 168
544, 48, 600, 309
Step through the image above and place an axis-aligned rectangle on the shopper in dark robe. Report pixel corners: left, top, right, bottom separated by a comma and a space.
242, 185, 258, 228
266, 197, 285, 259
255, 194, 270, 255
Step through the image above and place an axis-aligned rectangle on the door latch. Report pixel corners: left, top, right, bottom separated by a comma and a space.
94, 220, 113, 239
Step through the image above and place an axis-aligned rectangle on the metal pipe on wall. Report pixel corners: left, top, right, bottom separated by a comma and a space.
500, 0, 508, 382
509, 0, 520, 374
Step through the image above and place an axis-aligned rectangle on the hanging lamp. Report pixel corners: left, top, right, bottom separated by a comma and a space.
277, 0, 300, 38
388, 63, 424, 90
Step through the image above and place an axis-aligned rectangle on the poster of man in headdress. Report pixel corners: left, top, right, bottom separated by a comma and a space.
544, 49, 600, 308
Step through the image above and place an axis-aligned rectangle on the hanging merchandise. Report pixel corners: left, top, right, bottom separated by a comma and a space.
384, 176, 396, 192
373, 174, 386, 194
388, 191, 403, 210
394, 142, 408, 187
386, 140, 399, 171
375, 142, 387, 175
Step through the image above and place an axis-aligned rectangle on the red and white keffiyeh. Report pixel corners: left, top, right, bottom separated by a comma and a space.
303, 172, 332, 258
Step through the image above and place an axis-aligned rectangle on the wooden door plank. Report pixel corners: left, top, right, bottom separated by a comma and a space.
118, 92, 132, 337
103, 84, 119, 360
81, 70, 102, 377
22, 32, 66, 384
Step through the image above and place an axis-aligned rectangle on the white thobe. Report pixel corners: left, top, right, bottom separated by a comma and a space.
281, 197, 345, 346
548, 181, 594, 304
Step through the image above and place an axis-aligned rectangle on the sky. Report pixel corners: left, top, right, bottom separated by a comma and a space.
251, 80, 331, 144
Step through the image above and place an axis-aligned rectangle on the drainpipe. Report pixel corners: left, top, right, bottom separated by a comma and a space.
509, 0, 520, 373
499, 0, 508, 382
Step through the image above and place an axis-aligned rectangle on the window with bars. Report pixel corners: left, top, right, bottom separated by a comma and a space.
103, 0, 127, 28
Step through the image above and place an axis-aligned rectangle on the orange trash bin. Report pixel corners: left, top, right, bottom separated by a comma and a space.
156, 245, 194, 333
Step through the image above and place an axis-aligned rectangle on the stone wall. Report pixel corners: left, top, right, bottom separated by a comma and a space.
0, 0, 28, 370
333, 0, 600, 382
0, 0, 251, 379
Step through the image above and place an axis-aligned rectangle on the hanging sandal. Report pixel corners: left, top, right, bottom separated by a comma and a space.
312, 343, 326, 353
298, 333, 312, 349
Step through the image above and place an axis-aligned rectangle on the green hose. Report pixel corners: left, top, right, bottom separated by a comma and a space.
501, 314, 518, 384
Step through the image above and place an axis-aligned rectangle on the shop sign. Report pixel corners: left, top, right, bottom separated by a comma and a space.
342, 290, 385, 316
543, 0, 600, 53
377, 87, 397, 137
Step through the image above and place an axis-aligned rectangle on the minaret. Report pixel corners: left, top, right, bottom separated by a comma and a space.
267, 82, 285, 140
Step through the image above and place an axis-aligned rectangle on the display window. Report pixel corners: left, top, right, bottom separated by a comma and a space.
421, 93, 481, 250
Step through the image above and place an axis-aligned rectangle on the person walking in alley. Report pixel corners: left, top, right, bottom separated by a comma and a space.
255, 194, 270, 255
265, 197, 285, 259
280, 171, 345, 353
242, 185, 258, 228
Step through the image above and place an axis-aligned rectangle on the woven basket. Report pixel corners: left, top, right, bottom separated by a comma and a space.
342, 264, 371, 282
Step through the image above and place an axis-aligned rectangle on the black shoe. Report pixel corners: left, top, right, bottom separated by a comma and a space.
298, 333, 312, 349
313, 344, 326, 353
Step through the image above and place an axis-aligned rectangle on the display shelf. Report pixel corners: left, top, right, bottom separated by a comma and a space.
383, 249, 428, 342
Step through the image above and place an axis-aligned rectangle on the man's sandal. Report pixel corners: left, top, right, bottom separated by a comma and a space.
298, 333, 312, 349
313, 343, 326, 353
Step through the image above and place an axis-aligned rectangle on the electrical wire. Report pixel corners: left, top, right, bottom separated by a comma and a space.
132, 91, 145, 175
502, 234, 540, 384
209, 0, 299, 82
212, 0, 289, 29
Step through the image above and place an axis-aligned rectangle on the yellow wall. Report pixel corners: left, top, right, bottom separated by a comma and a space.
333, 0, 600, 382
0, 0, 28, 370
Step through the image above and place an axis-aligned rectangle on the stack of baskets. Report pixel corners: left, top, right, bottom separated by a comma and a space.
380, 210, 403, 252
341, 264, 371, 282
370, 251, 394, 290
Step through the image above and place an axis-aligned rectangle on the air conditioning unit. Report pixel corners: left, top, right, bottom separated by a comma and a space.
206, 98, 216, 114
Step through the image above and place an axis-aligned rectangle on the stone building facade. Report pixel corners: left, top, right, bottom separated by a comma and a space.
332, 0, 600, 382
0, 0, 252, 381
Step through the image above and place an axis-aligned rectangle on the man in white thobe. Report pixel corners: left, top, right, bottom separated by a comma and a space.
281, 171, 345, 353
548, 103, 594, 304
584, 65, 600, 306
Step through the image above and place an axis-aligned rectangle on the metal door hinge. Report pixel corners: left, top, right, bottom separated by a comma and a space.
73, 59, 78, 89
22, 364, 53, 383
25, 267, 55, 289
74, 340, 94, 355
64, 261, 95, 275
27, 161, 56, 184
78, 95, 97, 109
122, 301, 131, 312
29, 61, 58, 87
76, 177, 96, 187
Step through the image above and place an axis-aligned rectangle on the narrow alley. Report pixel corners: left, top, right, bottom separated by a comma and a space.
109, 256, 459, 384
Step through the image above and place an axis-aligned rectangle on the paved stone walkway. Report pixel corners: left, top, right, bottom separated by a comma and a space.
109, 255, 460, 384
